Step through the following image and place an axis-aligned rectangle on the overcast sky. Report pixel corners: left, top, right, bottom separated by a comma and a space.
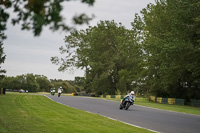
2, 0, 155, 80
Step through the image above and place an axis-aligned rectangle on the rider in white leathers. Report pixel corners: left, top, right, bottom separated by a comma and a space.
58, 87, 62, 97
122, 91, 135, 104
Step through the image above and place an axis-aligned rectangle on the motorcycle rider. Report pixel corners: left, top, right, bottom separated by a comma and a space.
58, 86, 62, 97
122, 91, 135, 105
50, 88, 55, 95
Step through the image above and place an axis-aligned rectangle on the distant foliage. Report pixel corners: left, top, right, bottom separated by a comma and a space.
0, 73, 83, 93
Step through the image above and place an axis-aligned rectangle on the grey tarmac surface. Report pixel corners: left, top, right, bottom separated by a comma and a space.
46, 95, 200, 133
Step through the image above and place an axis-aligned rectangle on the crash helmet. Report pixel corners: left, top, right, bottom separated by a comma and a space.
130, 91, 134, 95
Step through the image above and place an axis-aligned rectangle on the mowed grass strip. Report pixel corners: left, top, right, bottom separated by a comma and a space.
100, 97, 200, 115
135, 98, 200, 115
0, 94, 154, 133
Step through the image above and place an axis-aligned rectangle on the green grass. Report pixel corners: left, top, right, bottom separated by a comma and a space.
135, 98, 200, 115
0, 93, 154, 133
99, 97, 200, 115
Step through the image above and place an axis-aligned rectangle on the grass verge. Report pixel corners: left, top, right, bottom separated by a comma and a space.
0, 93, 154, 133
135, 98, 200, 115
99, 97, 200, 115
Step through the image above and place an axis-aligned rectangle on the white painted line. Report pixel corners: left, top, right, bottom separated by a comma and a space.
44, 95, 70, 107
104, 116, 160, 133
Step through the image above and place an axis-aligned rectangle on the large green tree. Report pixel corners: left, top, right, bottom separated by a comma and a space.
52, 20, 143, 95
136, 0, 200, 99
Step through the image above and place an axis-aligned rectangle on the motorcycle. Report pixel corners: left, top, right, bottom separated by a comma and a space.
58, 88, 62, 97
119, 96, 134, 110
51, 89, 55, 96
58, 92, 61, 97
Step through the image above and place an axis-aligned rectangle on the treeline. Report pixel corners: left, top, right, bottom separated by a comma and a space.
51, 0, 200, 99
0, 73, 85, 93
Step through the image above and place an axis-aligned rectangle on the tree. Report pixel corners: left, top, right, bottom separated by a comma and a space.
0, 41, 6, 79
0, 76, 14, 89
50, 79, 75, 93
52, 20, 143, 95
13, 75, 26, 90
22, 73, 39, 92
0, 0, 95, 37
74, 76, 85, 92
35, 75, 51, 92
136, 0, 200, 99
61, 81, 75, 93
75, 76, 85, 86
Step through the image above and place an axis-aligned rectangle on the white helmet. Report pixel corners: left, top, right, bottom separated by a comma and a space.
130, 91, 134, 95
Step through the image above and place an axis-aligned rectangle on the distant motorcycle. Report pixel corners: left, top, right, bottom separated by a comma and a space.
58, 92, 61, 97
58, 88, 62, 97
119, 96, 134, 110
51, 89, 55, 96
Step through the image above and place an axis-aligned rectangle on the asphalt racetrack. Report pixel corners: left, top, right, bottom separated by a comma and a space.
46, 95, 200, 133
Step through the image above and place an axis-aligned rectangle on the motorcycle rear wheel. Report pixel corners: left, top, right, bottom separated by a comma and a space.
125, 102, 130, 110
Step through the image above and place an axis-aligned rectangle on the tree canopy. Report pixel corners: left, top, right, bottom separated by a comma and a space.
137, 0, 200, 99
1, 0, 199, 99
52, 0, 200, 99
51, 20, 143, 95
